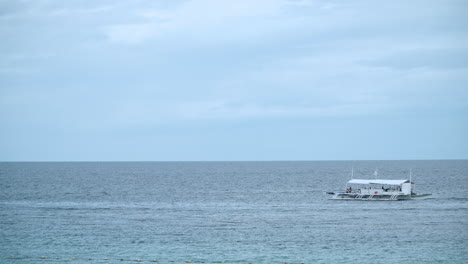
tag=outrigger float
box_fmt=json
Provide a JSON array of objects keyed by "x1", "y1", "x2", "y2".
[{"x1": 326, "y1": 175, "x2": 432, "y2": 200}]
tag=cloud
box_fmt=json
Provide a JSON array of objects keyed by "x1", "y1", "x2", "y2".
[
  {"x1": 0, "y1": 0, "x2": 119, "y2": 19},
  {"x1": 101, "y1": 0, "x2": 297, "y2": 45},
  {"x1": 170, "y1": 100, "x2": 391, "y2": 120},
  {"x1": 139, "y1": 9, "x2": 173, "y2": 20},
  {"x1": 104, "y1": 23, "x2": 159, "y2": 44},
  {"x1": 103, "y1": 97, "x2": 392, "y2": 127},
  {"x1": 2, "y1": 0, "x2": 467, "y2": 118},
  {"x1": 363, "y1": 48, "x2": 468, "y2": 70}
]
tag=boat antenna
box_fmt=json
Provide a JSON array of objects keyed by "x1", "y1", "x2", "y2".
[
  {"x1": 351, "y1": 166, "x2": 354, "y2": 179},
  {"x1": 374, "y1": 168, "x2": 378, "y2": 179}
]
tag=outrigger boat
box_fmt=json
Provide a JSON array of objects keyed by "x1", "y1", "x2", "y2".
[{"x1": 326, "y1": 175, "x2": 432, "y2": 200}]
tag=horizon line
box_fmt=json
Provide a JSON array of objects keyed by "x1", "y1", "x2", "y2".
[{"x1": 1, "y1": 159, "x2": 467, "y2": 163}]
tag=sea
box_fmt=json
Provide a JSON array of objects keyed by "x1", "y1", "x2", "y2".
[{"x1": 0, "y1": 160, "x2": 467, "y2": 264}]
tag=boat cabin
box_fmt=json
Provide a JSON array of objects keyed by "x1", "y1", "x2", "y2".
[{"x1": 347, "y1": 179, "x2": 412, "y2": 195}]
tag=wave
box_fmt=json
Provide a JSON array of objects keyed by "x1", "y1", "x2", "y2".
[{"x1": 438, "y1": 197, "x2": 468, "y2": 201}]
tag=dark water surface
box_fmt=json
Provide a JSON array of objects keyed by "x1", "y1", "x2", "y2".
[{"x1": 0, "y1": 161, "x2": 467, "y2": 263}]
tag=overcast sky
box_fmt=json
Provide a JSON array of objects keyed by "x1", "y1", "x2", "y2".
[{"x1": 1, "y1": 0, "x2": 467, "y2": 161}]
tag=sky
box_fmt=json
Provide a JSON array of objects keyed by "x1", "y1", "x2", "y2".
[{"x1": 0, "y1": 0, "x2": 467, "y2": 161}]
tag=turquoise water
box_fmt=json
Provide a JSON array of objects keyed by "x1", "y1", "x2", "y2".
[{"x1": 0, "y1": 161, "x2": 467, "y2": 263}]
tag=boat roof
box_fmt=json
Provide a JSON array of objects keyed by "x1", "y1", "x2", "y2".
[{"x1": 348, "y1": 179, "x2": 410, "y2": 185}]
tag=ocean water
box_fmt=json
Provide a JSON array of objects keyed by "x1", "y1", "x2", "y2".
[{"x1": 0, "y1": 160, "x2": 467, "y2": 264}]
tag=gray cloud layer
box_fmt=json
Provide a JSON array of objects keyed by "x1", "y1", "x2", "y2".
[{"x1": 1, "y1": 0, "x2": 467, "y2": 160}]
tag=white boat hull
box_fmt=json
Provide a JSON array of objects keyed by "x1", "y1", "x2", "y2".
[{"x1": 329, "y1": 193, "x2": 432, "y2": 201}]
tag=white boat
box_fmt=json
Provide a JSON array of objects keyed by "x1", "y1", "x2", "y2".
[{"x1": 326, "y1": 178, "x2": 432, "y2": 200}]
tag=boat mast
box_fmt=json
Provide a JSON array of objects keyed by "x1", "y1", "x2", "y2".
[{"x1": 410, "y1": 168, "x2": 412, "y2": 197}]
